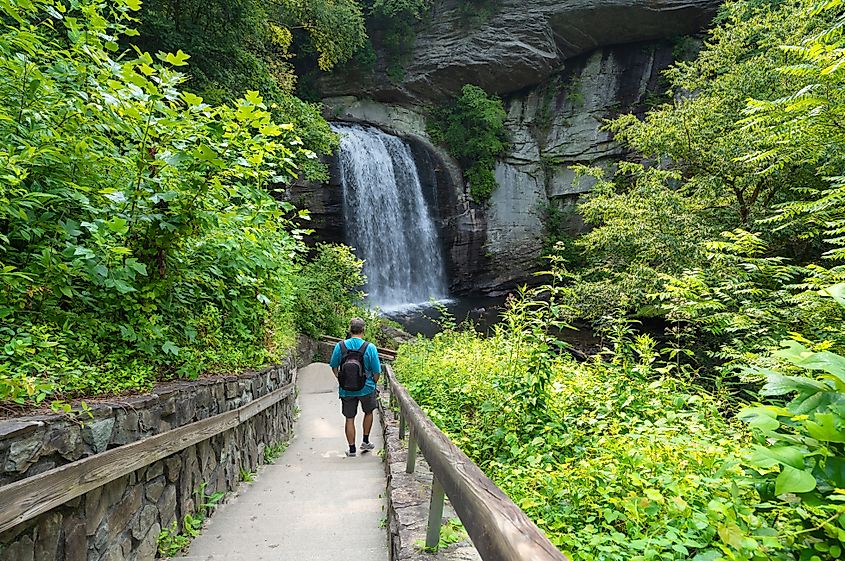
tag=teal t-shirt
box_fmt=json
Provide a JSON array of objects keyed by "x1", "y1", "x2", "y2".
[{"x1": 330, "y1": 338, "x2": 381, "y2": 397}]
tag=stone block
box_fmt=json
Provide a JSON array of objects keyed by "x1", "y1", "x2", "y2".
[
  {"x1": 159, "y1": 395, "x2": 177, "y2": 418},
  {"x1": 5, "y1": 437, "x2": 43, "y2": 473},
  {"x1": 45, "y1": 423, "x2": 83, "y2": 461},
  {"x1": 176, "y1": 397, "x2": 196, "y2": 426},
  {"x1": 63, "y1": 515, "x2": 87, "y2": 561},
  {"x1": 111, "y1": 410, "x2": 141, "y2": 446},
  {"x1": 0, "y1": 420, "x2": 42, "y2": 442},
  {"x1": 225, "y1": 380, "x2": 240, "y2": 399},
  {"x1": 145, "y1": 461, "x2": 164, "y2": 482},
  {"x1": 0, "y1": 534, "x2": 34, "y2": 561},
  {"x1": 86, "y1": 476, "x2": 128, "y2": 535},
  {"x1": 164, "y1": 457, "x2": 181, "y2": 483},
  {"x1": 157, "y1": 485, "x2": 177, "y2": 528},
  {"x1": 130, "y1": 505, "x2": 157, "y2": 541},
  {"x1": 34, "y1": 512, "x2": 62, "y2": 560},
  {"x1": 138, "y1": 407, "x2": 160, "y2": 434},
  {"x1": 81, "y1": 418, "x2": 115, "y2": 454},
  {"x1": 132, "y1": 522, "x2": 160, "y2": 561},
  {"x1": 98, "y1": 533, "x2": 130, "y2": 561},
  {"x1": 105, "y1": 486, "x2": 142, "y2": 544},
  {"x1": 146, "y1": 475, "x2": 167, "y2": 503},
  {"x1": 26, "y1": 459, "x2": 57, "y2": 477}
]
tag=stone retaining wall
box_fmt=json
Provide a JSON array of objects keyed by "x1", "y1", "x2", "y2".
[
  {"x1": 379, "y1": 396, "x2": 480, "y2": 561},
  {"x1": 0, "y1": 336, "x2": 318, "y2": 561}
]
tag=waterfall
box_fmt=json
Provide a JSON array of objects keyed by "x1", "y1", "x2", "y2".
[{"x1": 333, "y1": 123, "x2": 448, "y2": 311}]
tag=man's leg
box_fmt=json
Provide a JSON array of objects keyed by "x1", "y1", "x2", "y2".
[
  {"x1": 341, "y1": 397, "x2": 359, "y2": 456},
  {"x1": 345, "y1": 416, "x2": 356, "y2": 445},
  {"x1": 360, "y1": 391, "x2": 377, "y2": 451}
]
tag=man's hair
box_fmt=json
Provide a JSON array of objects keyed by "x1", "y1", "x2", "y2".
[{"x1": 349, "y1": 317, "x2": 366, "y2": 335}]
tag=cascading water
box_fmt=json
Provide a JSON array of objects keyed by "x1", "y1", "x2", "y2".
[{"x1": 333, "y1": 123, "x2": 448, "y2": 311}]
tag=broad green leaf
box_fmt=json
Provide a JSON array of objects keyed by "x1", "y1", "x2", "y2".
[
  {"x1": 163, "y1": 49, "x2": 190, "y2": 66},
  {"x1": 775, "y1": 466, "x2": 816, "y2": 495},
  {"x1": 822, "y1": 283, "x2": 845, "y2": 307},
  {"x1": 739, "y1": 406, "x2": 781, "y2": 431},
  {"x1": 750, "y1": 445, "x2": 806, "y2": 470},
  {"x1": 761, "y1": 372, "x2": 829, "y2": 397},
  {"x1": 775, "y1": 340, "x2": 845, "y2": 384},
  {"x1": 804, "y1": 413, "x2": 845, "y2": 443},
  {"x1": 182, "y1": 92, "x2": 204, "y2": 107}
]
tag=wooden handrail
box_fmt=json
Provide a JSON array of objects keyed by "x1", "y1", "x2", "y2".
[
  {"x1": 321, "y1": 335, "x2": 398, "y2": 361},
  {"x1": 0, "y1": 377, "x2": 296, "y2": 534},
  {"x1": 387, "y1": 364, "x2": 569, "y2": 561}
]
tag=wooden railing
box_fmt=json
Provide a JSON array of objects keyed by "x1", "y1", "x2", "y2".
[
  {"x1": 0, "y1": 377, "x2": 296, "y2": 534},
  {"x1": 321, "y1": 335, "x2": 398, "y2": 362},
  {"x1": 323, "y1": 336, "x2": 568, "y2": 561}
]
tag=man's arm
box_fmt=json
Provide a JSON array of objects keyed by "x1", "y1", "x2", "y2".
[
  {"x1": 368, "y1": 344, "x2": 382, "y2": 384},
  {"x1": 329, "y1": 343, "x2": 342, "y2": 379}
]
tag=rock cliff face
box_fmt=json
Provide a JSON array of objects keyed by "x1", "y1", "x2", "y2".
[
  {"x1": 293, "y1": 0, "x2": 718, "y2": 294},
  {"x1": 320, "y1": 0, "x2": 715, "y2": 104}
]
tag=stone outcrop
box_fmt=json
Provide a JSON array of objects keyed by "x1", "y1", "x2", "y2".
[
  {"x1": 320, "y1": 0, "x2": 718, "y2": 104},
  {"x1": 294, "y1": 0, "x2": 718, "y2": 293}
]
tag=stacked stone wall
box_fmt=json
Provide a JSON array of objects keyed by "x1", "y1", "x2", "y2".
[{"x1": 0, "y1": 336, "x2": 318, "y2": 561}]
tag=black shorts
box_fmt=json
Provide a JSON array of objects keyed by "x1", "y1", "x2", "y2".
[{"x1": 341, "y1": 391, "x2": 378, "y2": 418}]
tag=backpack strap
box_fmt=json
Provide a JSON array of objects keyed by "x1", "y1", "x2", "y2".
[
  {"x1": 339, "y1": 340, "x2": 348, "y2": 357},
  {"x1": 359, "y1": 341, "x2": 369, "y2": 371}
]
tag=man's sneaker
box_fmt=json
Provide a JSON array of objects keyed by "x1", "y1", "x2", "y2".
[
  {"x1": 345, "y1": 449, "x2": 357, "y2": 457},
  {"x1": 360, "y1": 442, "x2": 375, "y2": 452}
]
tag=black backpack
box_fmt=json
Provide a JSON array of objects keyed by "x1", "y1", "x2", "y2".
[{"x1": 338, "y1": 340, "x2": 369, "y2": 392}]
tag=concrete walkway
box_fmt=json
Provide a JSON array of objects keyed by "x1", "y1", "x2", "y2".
[{"x1": 172, "y1": 363, "x2": 389, "y2": 561}]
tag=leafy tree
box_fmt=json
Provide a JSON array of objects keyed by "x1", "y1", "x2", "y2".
[
  {"x1": 134, "y1": 0, "x2": 367, "y2": 179},
  {"x1": 558, "y1": 0, "x2": 844, "y2": 362},
  {"x1": 0, "y1": 0, "x2": 359, "y2": 405},
  {"x1": 741, "y1": 0, "x2": 845, "y2": 265}
]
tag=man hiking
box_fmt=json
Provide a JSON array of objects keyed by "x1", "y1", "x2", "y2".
[{"x1": 330, "y1": 317, "x2": 382, "y2": 457}]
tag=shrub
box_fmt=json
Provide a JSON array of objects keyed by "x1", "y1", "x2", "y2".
[
  {"x1": 394, "y1": 316, "x2": 779, "y2": 560},
  {"x1": 428, "y1": 84, "x2": 509, "y2": 203},
  {"x1": 0, "y1": 0, "x2": 355, "y2": 406}
]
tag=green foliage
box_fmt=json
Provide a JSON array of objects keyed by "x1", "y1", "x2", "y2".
[
  {"x1": 456, "y1": 0, "x2": 500, "y2": 27},
  {"x1": 157, "y1": 520, "x2": 192, "y2": 557},
  {"x1": 656, "y1": 231, "x2": 845, "y2": 374},
  {"x1": 394, "y1": 292, "x2": 787, "y2": 561},
  {"x1": 278, "y1": 0, "x2": 367, "y2": 71},
  {"x1": 239, "y1": 468, "x2": 257, "y2": 483},
  {"x1": 0, "y1": 0, "x2": 357, "y2": 406},
  {"x1": 293, "y1": 244, "x2": 365, "y2": 338},
  {"x1": 559, "y1": 0, "x2": 845, "y2": 373},
  {"x1": 740, "y1": 287, "x2": 845, "y2": 557},
  {"x1": 360, "y1": 0, "x2": 432, "y2": 84},
  {"x1": 263, "y1": 441, "x2": 289, "y2": 464},
  {"x1": 428, "y1": 85, "x2": 509, "y2": 203},
  {"x1": 415, "y1": 519, "x2": 467, "y2": 552},
  {"x1": 135, "y1": 0, "x2": 347, "y2": 180},
  {"x1": 370, "y1": 0, "x2": 432, "y2": 19},
  {"x1": 156, "y1": 482, "x2": 224, "y2": 556},
  {"x1": 740, "y1": 0, "x2": 845, "y2": 264}
]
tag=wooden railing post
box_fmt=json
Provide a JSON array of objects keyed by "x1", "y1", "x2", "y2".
[
  {"x1": 398, "y1": 410, "x2": 406, "y2": 440},
  {"x1": 425, "y1": 476, "x2": 446, "y2": 550},
  {"x1": 406, "y1": 426, "x2": 418, "y2": 473}
]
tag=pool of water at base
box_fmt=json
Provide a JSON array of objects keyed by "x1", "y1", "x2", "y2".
[{"x1": 381, "y1": 295, "x2": 602, "y2": 355}]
